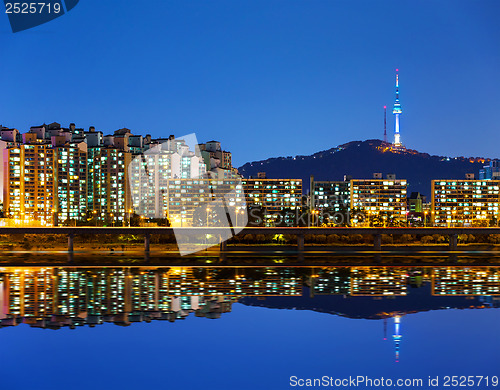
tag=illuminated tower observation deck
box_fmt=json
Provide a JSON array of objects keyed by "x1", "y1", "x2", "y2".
[{"x1": 393, "y1": 69, "x2": 403, "y2": 147}]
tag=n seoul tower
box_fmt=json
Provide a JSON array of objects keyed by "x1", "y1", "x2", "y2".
[{"x1": 393, "y1": 69, "x2": 403, "y2": 147}]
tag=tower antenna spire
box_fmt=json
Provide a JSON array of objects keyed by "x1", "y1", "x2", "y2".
[
  {"x1": 393, "y1": 69, "x2": 403, "y2": 147},
  {"x1": 383, "y1": 106, "x2": 387, "y2": 143}
]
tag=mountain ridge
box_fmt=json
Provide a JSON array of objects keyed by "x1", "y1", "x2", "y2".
[
  {"x1": 238, "y1": 139, "x2": 493, "y2": 196},
  {"x1": 239, "y1": 285, "x2": 495, "y2": 320}
]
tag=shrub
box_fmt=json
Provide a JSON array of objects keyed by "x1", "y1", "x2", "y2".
[
  {"x1": 315, "y1": 234, "x2": 327, "y2": 244},
  {"x1": 432, "y1": 234, "x2": 442, "y2": 242},
  {"x1": 436, "y1": 235, "x2": 447, "y2": 244},
  {"x1": 458, "y1": 234, "x2": 469, "y2": 243},
  {"x1": 381, "y1": 234, "x2": 393, "y2": 244},
  {"x1": 399, "y1": 234, "x2": 414, "y2": 244},
  {"x1": 327, "y1": 234, "x2": 340, "y2": 244},
  {"x1": 243, "y1": 234, "x2": 254, "y2": 243},
  {"x1": 488, "y1": 234, "x2": 500, "y2": 244},
  {"x1": 350, "y1": 234, "x2": 364, "y2": 244},
  {"x1": 420, "y1": 235, "x2": 434, "y2": 244},
  {"x1": 255, "y1": 234, "x2": 266, "y2": 243}
]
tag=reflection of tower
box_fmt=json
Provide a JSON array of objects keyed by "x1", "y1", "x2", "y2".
[
  {"x1": 393, "y1": 315, "x2": 402, "y2": 362},
  {"x1": 383, "y1": 318, "x2": 387, "y2": 340},
  {"x1": 393, "y1": 69, "x2": 403, "y2": 147}
]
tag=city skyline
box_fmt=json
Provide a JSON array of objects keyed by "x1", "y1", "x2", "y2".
[
  {"x1": 1, "y1": 1, "x2": 499, "y2": 167},
  {"x1": 2, "y1": 2, "x2": 500, "y2": 389},
  {"x1": 2, "y1": 120, "x2": 500, "y2": 228}
]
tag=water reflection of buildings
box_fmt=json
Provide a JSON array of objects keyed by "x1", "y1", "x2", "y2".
[
  {"x1": 310, "y1": 267, "x2": 427, "y2": 297},
  {"x1": 1, "y1": 266, "x2": 499, "y2": 332},
  {"x1": 309, "y1": 266, "x2": 500, "y2": 298},
  {"x1": 432, "y1": 267, "x2": 500, "y2": 296},
  {"x1": 309, "y1": 268, "x2": 351, "y2": 296},
  {"x1": 0, "y1": 267, "x2": 301, "y2": 329},
  {"x1": 351, "y1": 268, "x2": 408, "y2": 296}
]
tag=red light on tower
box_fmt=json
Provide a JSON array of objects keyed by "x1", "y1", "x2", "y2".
[
  {"x1": 384, "y1": 105, "x2": 386, "y2": 109},
  {"x1": 396, "y1": 68, "x2": 399, "y2": 72}
]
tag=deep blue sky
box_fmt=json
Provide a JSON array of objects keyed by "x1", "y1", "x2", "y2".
[
  {"x1": 2, "y1": 305, "x2": 500, "y2": 390},
  {"x1": 0, "y1": 0, "x2": 499, "y2": 166}
]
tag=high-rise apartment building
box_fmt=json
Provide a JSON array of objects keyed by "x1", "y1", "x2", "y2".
[
  {"x1": 4, "y1": 143, "x2": 55, "y2": 225},
  {"x1": 310, "y1": 177, "x2": 350, "y2": 225},
  {"x1": 3, "y1": 131, "x2": 87, "y2": 226},
  {"x1": 87, "y1": 146, "x2": 131, "y2": 224},
  {"x1": 350, "y1": 177, "x2": 407, "y2": 225},
  {"x1": 166, "y1": 178, "x2": 245, "y2": 226},
  {"x1": 242, "y1": 178, "x2": 302, "y2": 226},
  {"x1": 199, "y1": 140, "x2": 232, "y2": 170},
  {"x1": 129, "y1": 137, "x2": 208, "y2": 219},
  {"x1": 54, "y1": 138, "x2": 88, "y2": 224},
  {"x1": 431, "y1": 180, "x2": 500, "y2": 227}
]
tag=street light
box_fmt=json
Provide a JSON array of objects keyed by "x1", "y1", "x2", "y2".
[
  {"x1": 311, "y1": 209, "x2": 320, "y2": 227},
  {"x1": 235, "y1": 209, "x2": 240, "y2": 227},
  {"x1": 424, "y1": 211, "x2": 428, "y2": 227}
]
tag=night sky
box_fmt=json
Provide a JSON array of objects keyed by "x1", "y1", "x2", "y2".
[{"x1": 0, "y1": 1, "x2": 499, "y2": 165}]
